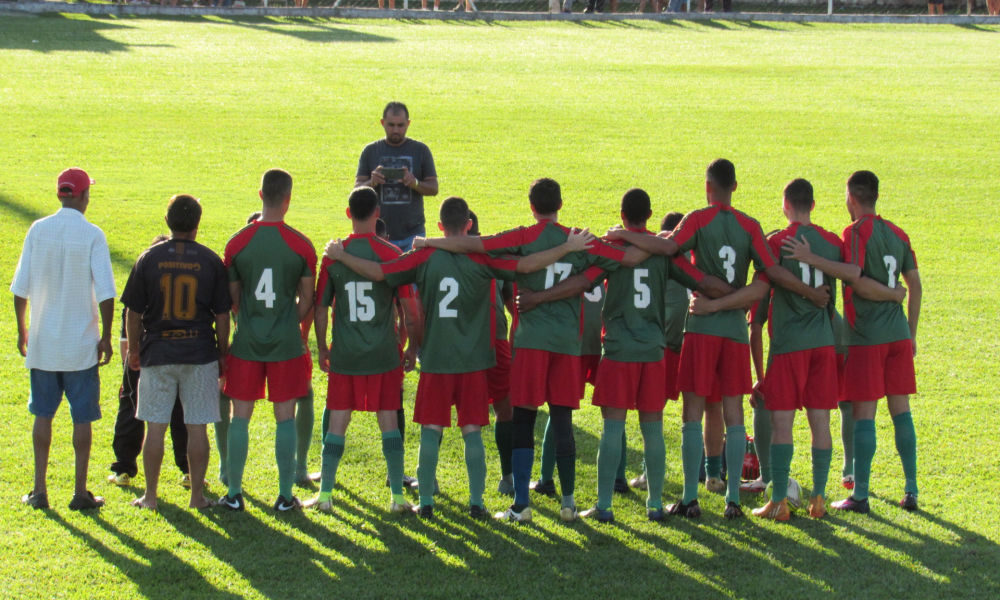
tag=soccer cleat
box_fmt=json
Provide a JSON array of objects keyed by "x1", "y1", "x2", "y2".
[
  {"x1": 613, "y1": 478, "x2": 629, "y2": 494},
  {"x1": 390, "y1": 499, "x2": 415, "y2": 514},
  {"x1": 752, "y1": 499, "x2": 790, "y2": 521},
  {"x1": 412, "y1": 504, "x2": 434, "y2": 519},
  {"x1": 308, "y1": 471, "x2": 322, "y2": 483},
  {"x1": 899, "y1": 492, "x2": 918, "y2": 512},
  {"x1": 303, "y1": 496, "x2": 334, "y2": 513},
  {"x1": 469, "y1": 505, "x2": 489, "y2": 520},
  {"x1": 629, "y1": 474, "x2": 648, "y2": 491},
  {"x1": 407, "y1": 477, "x2": 439, "y2": 495},
  {"x1": 529, "y1": 479, "x2": 556, "y2": 495},
  {"x1": 108, "y1": 473, "x2": 131, "y2": 487},
  {"x1": 740, "y1": 477, "x2": 767, "y2": 493},
  {"x1": 808, "y1": 495, "x2": 827, "y2": 519},
  {"x1": 273, "y1": 495, "x2": 302, "y2": 512},
  {"x1": 497, "y1": 478, "x2": 514, "y2": 496},
  {"x1": 705, "y1": 477, "x2": 726, "y2": 494},
  {"x1": 68, "y1": 491, "x2": 105, "y2": 511},
  {"x1": 295, "y1": 471, "x2": 313, "y2": 486},
  {"x1": 391, "y1": 474, "x2": 419, "y2": 488},
  {"x1": 832, "y1": 495, "x2": 870, "y2": 514},
  {"x1": 842, "y1": 474, "x2": 855, "y2": 490},
  {"x1": 559, "y1": 505, "x2": 579, "y2": 522},
  {"x1": 217, "y1": 493, "x2": 245, "y2": 511},
  {"x1": 647, "y1": 508, "x2": 666, "y2": 522},
  {"x1": 785, "y1": 478, "x2": 803, "y2": 510},
  {"x1": 494, "y1": 506, "x2": 532, "y2": 523},
  {"x1": 666, "y1": 499, "x2": 701, "y2": 518},
  {"x1": 21, "y1": 491, "x2": 49, "y2": 510},
  {"x1": 724, "y1": 501, "x2": 745, "y2": 519},
  {"x1": 580, "y1": 506, "x2": 614, "y2": 523}
]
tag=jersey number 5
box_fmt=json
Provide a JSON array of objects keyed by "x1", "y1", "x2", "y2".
[
  {"x1": 160, "y1": 274, "x2": 198, "y2": 321},
  {"x1": 634, "y1": 269, "x2": 650, "y2": 309}
]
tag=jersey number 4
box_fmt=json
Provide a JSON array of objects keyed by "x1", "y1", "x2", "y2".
[{"x1": 255, "y1": 268, "x2": 277, "y2": 308}]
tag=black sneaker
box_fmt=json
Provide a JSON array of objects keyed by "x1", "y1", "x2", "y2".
[
  {"x1": 899, "y1": 492, "x2": 918, "y2": 512},
  {"x1": 724, "y1": 501, "x2": 745, "y2": 519},
  {"x1": 217, "y1": 493, "x2": 245, "y2": 511},
  {"x1": 580, "y1": 505, "x2": 615, "y2": 523},
  {"x1": 613, "y1": 478, "x2": 629, "y2": 494},
  {"x1": 469, "y1": 505, "x2": 488, "y2": 520},
  {"x1": 412, "y1": 504, "x2": 434, "y2": 518},
  {"x1": 647, "y1": 508, "x2": 666, "y2": 522},
  {"x1": 529, "y1": 479, "x2": 556, "y2": 495},
  {"x1": 273, "y1": 495, "x2": 302, "y2": 512},
  {"x1": 832, "y1": 495, "x2": 871, "y2": 514},
  {"x1": 666, "y1": 499, "x2": 701, "y2": 518}
]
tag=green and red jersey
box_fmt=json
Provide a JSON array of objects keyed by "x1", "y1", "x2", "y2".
[
  {"x1": 762, "y1": 223, "x2": 843, "y2": 356},
  {"x1": 481, "y1": 220, "x2": 625, "y2": 355},
  {"x1": 224, "y1": 221, "x2": 316, "y2": 362},
  {"x1": 581, "y1": 280, "x2": 605, "y2": 357},
  {"x1": 496, "y1": 281, "x2": 514, "y2": 342},
  {"x1": 663, "y1": 252, "x2": 696, "y2": 355},
  {"x1": 316, "y1": 233, "x2": 409, "y2": 376},
  {"x1": 601, "y1": 228, "x2": 705, "y2": 363},
  {"x1": 842, "y1": 215, "x2": 916, "y2": 346},
  {"x1": 668, "y1": 204, "x2": 777, "y2": 344},
  {"x1": 382, "y1": 248, "x2": 518, "y2": 374}
]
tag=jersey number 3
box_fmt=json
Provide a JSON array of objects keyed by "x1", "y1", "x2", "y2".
[{"x1": 719, "y1": 246, "x2": 736, "y2": 283}]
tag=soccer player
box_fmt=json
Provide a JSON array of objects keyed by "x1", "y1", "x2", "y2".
[
  {"x1": 608, "y1": 159, "x2": 830, "y2": 519},
  {"x1": 326, "y1": 196, "x2": 593, "y2": 518},
  {"x1": 519, "y1": 189, "x2": 732, "y2": 522},
  {"x1": 120, "y1": 195, "x2": 231, "y2": 510},
  {"x1": 305, "y1": 187, "x2": 421, "y2": 515},
  {"x1": 218, "y1": 169, "x2": 316, "y2": 512},
  {"x1": 783, "y1": 170, "x2": 922, "y2": 513},
  {"x1": 414, "y1": 178, "x2": 637, "y2": 523}
]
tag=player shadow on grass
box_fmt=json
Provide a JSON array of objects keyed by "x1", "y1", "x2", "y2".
[
  {"x1": 0, "y1": 14, "x2": 164, "y2": 54},
  {"x1": 212, "y1": 17, "x2": 398, "y2": 43},
  {"x1": 48, "y1": 512, "x2": 244, "y2": 600}
]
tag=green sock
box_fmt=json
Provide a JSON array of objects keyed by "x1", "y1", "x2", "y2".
[
  {"x1": 539, "y1": 415, "x2": 555, "y2": 482},
  {"x1": 275, "y1": 418, "x2": 297, "y2": 500},
  {"x1": 839, "y1": 401, "x2": 855, "y2": 478},
  {"x1": 681, "y1": 422, "x2": 703, "y2": 504},
  {"x1": 640, "y1": 421, "x2": 665, "y2": 510},
  {"x1": 596, "y1": 420, "x2": 626, "y2": 510},
  {"x1": 725, "y1": 425, "x2": 746, "y2": 504},
  {"x1": 616, "y1": 427, "x2": 628, "y2": 482},
  {"x1": 216, "y1": 393, "x2": 231, "y2": 480},
  {"x1": 705, "y1": 454, "x2": 723, "y2": 480},
  {"x1": 417, "y1": 428, "x2": 441, "y2": 507},
  {"x1": 226, "y1": 416, "x2": 250, "y2": 497},
  {"x1": 753, "y1": 404, "x2": 772, "y2": 483},
  {"x1": 494, "y1": 420, "x2": 513, "y2": 478},
  {"x1": 320, "y1": 432, "x2": 345, "y2": 494},
  {"x1": 811, "y1": 447, "x2": 832, "y2": 499},
  {"x1": 295, "y1": 389, "x2": 314, "y2": 475},
  {"x1": 463, "y1": 431, "x2": 487, "y2": 508},
  {"x1": 853, "y1": 419, "x2": 877, "y2": 500},
  {"x1": 382, "y1": 429, "x2": 405, "y2": 501},
  {"x1": 770, "y1": 443, "x2": 794, "y2": 502},
  {"x1": 556, "y1": 454, "x2": 576, "y2": 507},
  {"x1": 892, "y1": 412, "x2": 919, "y2": 496}
]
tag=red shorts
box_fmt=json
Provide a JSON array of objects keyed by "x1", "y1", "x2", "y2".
[
  {"x1": 836, "y1": 352, "x2": 846, "y2": 402},
  {"x1": 593, "y1": 356, "x2": 667, "y2": 412},
  {"x1": 843, "y1": 340, "x2": 917, "y2": 402},
  {"x1": 676, "y1": 333, "x2": 752, "y2": 398},
  {"x1": 326, "y1": 367, "x2": 404, "y2": 412},
  {"x1": 663, "y1": 349, "x2": 681, "y2": 401},
  {"x1": 510, "y1": 348, "x2": 582, "y2": 409},
  {"x1": 581, "y1": 354, "x2": 601, "y2": 389},
  {"x1": 487, "y1": 340, "x2": 512, "y2": 404},
  {"x1": 763, "y1": 346, "x2": 839, "y2": 411},
  {"x1": 224, "y1": 353, "x2": 311, "y2": 403},
  {"x1": 414, "y1": 370, "x2": 490, "y2": 428}
]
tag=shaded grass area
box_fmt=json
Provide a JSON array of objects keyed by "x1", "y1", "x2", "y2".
[{"x1": 0, "y1": 16, "x2": 999, "y2": 600}]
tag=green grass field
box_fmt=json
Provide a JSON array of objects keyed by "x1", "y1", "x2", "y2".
[{"x1": 1, "y1": 14, "x2": 999, "y2": 600}]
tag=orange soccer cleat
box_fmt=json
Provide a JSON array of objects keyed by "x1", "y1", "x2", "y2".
[
  {"x1": 808, "y1": 495, "x2": 827, "y2": 519},
  {"x1": 752, "y1": 498, "x2": 790, "y2": 521}
]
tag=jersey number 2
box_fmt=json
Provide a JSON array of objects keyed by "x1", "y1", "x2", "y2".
[
  {"x1": 884, "y1": 256, "x2": 897, "y2": 289},
  {"x1": 439, "y1": 277, "x2": 459, "y2": 318}
]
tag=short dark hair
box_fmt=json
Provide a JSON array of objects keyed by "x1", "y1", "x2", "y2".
[
  {"x1": 261, "y1": 169, "x2": 293, "y2": 207},
  {"x1": 439, "y1": 196, "x2": 470, "y2": 233},
  {"x1": 529, "y1": 178, "x2": 562, "y2": 215},
  {"x1": 847, "y1": 170, "x2": 879, "y2": 206},
  {"x1": 349, "y1": 186, "x2": 379, "y2": 221},
  {"x1": 165, "y1": 195, "x2": 202, "y2": 233},
  {"x1": 468, "y1": 210, "x2": 480, "y2": 236},
  {"x1": 660, "y1": 211, "x2": 684, "y2": 232},
  {"x1": 375, "y1": 218, "x2": 387, "y2": 239},
  {"x1": 783, "y1": 178, "x2": 814, "y2": 212},
  {"x1": 706, "y1": 159, "x2": 737, "y2": 191},
  {"x1": 150, "y1": 234, "x2": 169, "y2": 247},
  {"x1": 246, "y1": 211, "x2": 261, "y2": 225},
  {"x1": 383, "y1": 101, "x2": 409, "y2": 120},
  {"x1": 621, "y1": 188, "x2": 651, "y2": 225}
]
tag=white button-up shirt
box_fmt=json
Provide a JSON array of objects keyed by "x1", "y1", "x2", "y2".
[{"x1": 11, "y1": 207, "x2": 117, "y2": 372}]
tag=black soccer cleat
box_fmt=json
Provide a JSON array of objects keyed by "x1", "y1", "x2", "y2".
[
  {"x1": 724, "y1": 501, "x2": 745, "y2": 520},
  {"x1": 613, "y1": 478, "x2": 629, "y2": 494},
  {"x1": 529, "y1": 479, "x2": 557, "y2": 495},
  {"x1": 899, "y1": 492, "x2": 918, "y2": 512},
  {"x1": 469, "y1": 505, "x2": 489, "y2": 520},
  {"x1": 666, "y1": 499, "x2": 701, "y2": 518},
  {"x1": 273, "y1": 495, "x2": 302, "y2": 512},
  {"x1": 217, "y1": 493, "x2": 245, "y2": 512},
  {"x1": 412, "y1": 504, "x2": 434, "y2": 519},
  {"x1": 832, "y1": 495, "x2": 871, "y2": 514},
  {"x1": 580, "y1": 505, "x2": 615, "y2": 523},
  {"x1": 647, "y1": 508, "x2": 666, "y2": 522}
]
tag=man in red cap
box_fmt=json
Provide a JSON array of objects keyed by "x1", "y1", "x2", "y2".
[{"x1": 12, "y1": 168, "x2": 117, "y2": 510}]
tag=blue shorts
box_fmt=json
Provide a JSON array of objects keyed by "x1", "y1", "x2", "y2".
[
  {"x1": 28, "y1": 366, "x2": 102, "y2": 424},
  {"x1": 389, "y1": 225, "x2": 426, "y2": 253}
]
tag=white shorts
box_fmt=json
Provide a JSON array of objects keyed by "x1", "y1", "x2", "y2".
[{"x1": 137, "y1": 362, "x2": 221, "y2": 425}]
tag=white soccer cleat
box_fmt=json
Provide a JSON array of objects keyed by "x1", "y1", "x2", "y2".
[
  {"x1": 705, "y1": 477, "x2": 726, "y2": 494},
  {"x1": 495, "y1": 506, "x2": 532, "y2": 523},
  {"x1": 629, "y1": 474, "x2": 648, "y2": 491},
  {"x1": 559, "y1": 505, "x2": 578, "y2": 522},
  {"x1": 740, "y1": 477, "x2": 767, "y2": 493},
  {"x1": 390, "y1": 500, "x2": 415, "y2": 514}
]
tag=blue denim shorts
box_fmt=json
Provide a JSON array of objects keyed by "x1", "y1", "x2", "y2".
[{"x1": 28, "y1": 366, "x2": 102, "y2": 424}]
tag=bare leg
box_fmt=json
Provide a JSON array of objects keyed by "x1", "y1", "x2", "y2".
[
  {"x1": 328, "y1": 409, "x2": 353, "y2": 436},
  {"x1": 187, "y1": 424, "x2": 211, "y2": 508},
  {"x1": 72, "y1": 423, "x2": 93, "y2": 497},
  {"x1": 134, "y1": 423, "x2": 168, "y2": 509},
  {"x1": 704, "y1": 402, "x2": 725, "y2": 456},
  {"x1": 32, "y1": 417, "x2": 53, "y2": 496},
  {"x1": 806, "y1": 409, "x2": 832, "y2": 449}
]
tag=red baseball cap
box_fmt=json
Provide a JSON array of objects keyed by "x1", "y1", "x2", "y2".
[{"x1": 57, "y1": 168, "x2": 95, "y2": 197}]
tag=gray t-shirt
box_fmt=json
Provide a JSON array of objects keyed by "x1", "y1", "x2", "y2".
[{"x1": 356, "y1": 138, "x2": 437, "y2": 241}]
